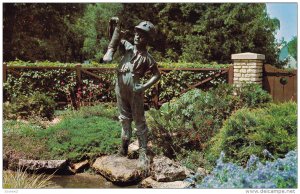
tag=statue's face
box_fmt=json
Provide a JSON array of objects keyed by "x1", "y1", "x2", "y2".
[{"x1": 134, "y1": 29, "x2": 148, "y2": 47}]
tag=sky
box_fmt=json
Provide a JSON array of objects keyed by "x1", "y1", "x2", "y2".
[{"x1": 266, "y1": 3, "x2": 297, "y2": 43}]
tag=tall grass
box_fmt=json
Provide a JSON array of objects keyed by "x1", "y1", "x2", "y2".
[{"x1": 3, "y1": 169, "x2": 58, "y2": 189}]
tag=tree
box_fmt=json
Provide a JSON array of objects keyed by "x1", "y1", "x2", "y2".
[
  {"x1": 3, "y1": 3, "x2": 85, "y2": 62},
  {"x1": 288, "y1": 36, "x2": 297, "y2": 59},
  {"x1": 72, "y1": 3, "x2": 123, "y2": 62},
  {"x1": 179, "y1": 3, "x2": 280, "y2": 64},
  {"x1": 118, "y1": 3, "x2": 165, "y2": 61},
  {"x1": 154, "y1": 3, "x2": 204, "y2": 61},
  {"x1": 4, "y1": 3, "x2": 282, "y2": 65}
]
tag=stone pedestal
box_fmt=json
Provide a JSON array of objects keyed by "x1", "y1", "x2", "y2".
[{"x1": 231, "y1": 52, "x2": 264, "y2": 87}]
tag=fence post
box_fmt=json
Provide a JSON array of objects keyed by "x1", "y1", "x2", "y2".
[
  {"x1": 76, "y1": 64, "x2": 82, "y2": 85},
  {"x1": 231, "y1": 52, "x2": 264, "y2": 87},
  {"x1": 75, "y1": 64, "x2": 82, "y2": 109},
  {"x1": 3, "y1": 62, "x2": 7, "y2": 82},
  {"x1": 227, "y1": 65, "x2": 234, "y2": 84},
  {"x1": 153, "y1": 83, "x2": 160, "y2": 109}
]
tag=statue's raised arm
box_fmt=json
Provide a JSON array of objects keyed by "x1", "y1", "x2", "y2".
[{"x1": 103, "y1": 17, "x2": 121, "y2": 63}]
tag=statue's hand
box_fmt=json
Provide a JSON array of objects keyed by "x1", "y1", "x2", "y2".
[
  {"x1": 103, "y1": 48, "x2": 114, "y2": 63},
  {"x1": 133, "y1": 83, "x2": 145, "y2": 93}
]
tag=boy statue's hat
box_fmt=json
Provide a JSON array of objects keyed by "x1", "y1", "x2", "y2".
[{"x1": 135, "y1": 21, "x2": 155, "y2": 37}]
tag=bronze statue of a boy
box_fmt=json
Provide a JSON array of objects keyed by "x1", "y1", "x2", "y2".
[{"x1": 103, "y1": 17, "x2": 161, "y2": 167}]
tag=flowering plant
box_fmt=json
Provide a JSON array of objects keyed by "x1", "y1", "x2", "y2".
[{"x1": 197, "y1": 150, "x2": 297, "y2": 188}]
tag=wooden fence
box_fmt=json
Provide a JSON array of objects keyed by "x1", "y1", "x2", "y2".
[
  {"x1": 4, "y1": 62, "x2": 297, "y2": 107},
  {"x1": 263, "y1": 64, "x2": 297, "y2": 102},
  {"x1": 3, "y1": 63, "x2": 234, "y2": 108}
]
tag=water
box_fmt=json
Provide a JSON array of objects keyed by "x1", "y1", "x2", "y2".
[{"x1": 50, "y1": 173, "x2": 138, "y2": 188}]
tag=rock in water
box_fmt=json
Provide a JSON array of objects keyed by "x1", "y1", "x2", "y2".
[
  {"x1": 92, "y1": 155, "x2": 146, "y2": 184},
  {"x1": 18, "y1": 159, "x2": 70, "y2": 174},
  {"x1": 151, "y1": 156, "x2": 192, "y2": 182},
  {"x1": 69, "y1": 160, "x2": 89, "y2": 173},
  {"x1": 140, "y1": 177, "x2": 191, "y2": 188}
]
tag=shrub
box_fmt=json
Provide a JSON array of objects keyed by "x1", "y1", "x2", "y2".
[
  {"x1": 4, "y1": 92, "x2": 55, "y2": 120},
  {"x1": 234, "y1": 83, "x2": 273, "y2": 108},
  {"x1": 3, "y1": 169, "x2": 58, "y2": 188},
  {"x1": 197, "y1": 150, "x2": 297, "y2": 188},
  {"x1": 145, "y1": 69, "x2": 228, "y2": 105},
  {"x1": 38, "y1": 115, "x2": 121, "y2": 161},
  {"x1": 5, "y1": 60, "x2": 230, "y2": 109},
  {"x1": 4, "y1": 67, "x2": 116, "y2": 107},
  {"x1": 3, "y1": 120, "x2": 51, "y2": 170},
  {"x1": 206, "y1": 102, "x2": 297, "y2": 167},
  {"x1": 4, "y1": 104, "x2": 121, "y2": 163},
  {"x1": 147, "y1": 83, "x2": 271, "y2": 158},
  {"x1": 6, "y1": 60, "x2": 229, "y2": 68},
  {"x1": 176, "y1": 150, "x2": 209, "y2": 172}
]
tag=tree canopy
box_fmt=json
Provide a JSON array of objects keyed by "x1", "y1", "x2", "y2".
[
  {"x1": 3, "y1": 3, "x2": 283, "y2": 65},
  {"x1": 288, "y1": 36, "x2": 297, "y2": 59}
]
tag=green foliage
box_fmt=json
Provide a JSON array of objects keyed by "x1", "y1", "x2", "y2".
[
  {"x1": 6, "y1": 60, "x2": 89, "y2": 67},
  {"x1": 7, "y1": 60, "x2": 229, "y2": 68},
  {"x1": 4, "y1": 3, "x2": 281, "y2": 65},
  {"x1": 41, "y1": 116, "x2": 121, "y2": 161},
  {"x1": 58, "y1": 102, "x2": 119, "y2": 121},
  {"x1": 3, "y1": 120, "x2": 51, "y2": 165},
  {"x1": 159, "y1": 62, "x2": 229, "y2": 68},
  {"x1": 145, "y1": 69, "x2": 228, "y2": 105},
  {"x1": 156, "y1": 3, "x2": 280, "y2": 65},
  {"x1": 287, "y1": 36, "x2": 297, "y2": 59},
  {"x1": 4, "y1": 92, "x2": 55, "y2": 120},
  {"x1": 147, "y1": 83, "x2": 271, "y2": 158},
  {"x1": 4, "y1": 62, "x2": 117, "y2": 106},
  {"x1": 75, "y1": 3, "x2": 123, "y2": 61},
  {"x1": 4, "y1": 67, "x2": 77, "y2": 103},
  {"x1": 176, "y1": 150, "x2": 209, "y2": 172},
  {"x1": 5, "y1": 61, "x2": 230, "y2": 108},
  {"x1": 233, "y1": 83, "x2": 273, "y2": 108},
  {"x1": 3, "y1": 104, "x2": 121, "y2": 162},
  {"x1": 3, "y1": 3, "x2": 85, "y2": 62},
  {"x1": 206, "y1": 102, "x2": 297, "y2": 167}
]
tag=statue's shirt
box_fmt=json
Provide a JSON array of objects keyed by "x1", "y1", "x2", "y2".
[{"x1": 118, "y1": 39, "x2": 157, "y2": 78}]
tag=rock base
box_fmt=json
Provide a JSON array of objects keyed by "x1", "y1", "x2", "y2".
[
  {"x1": 151, "y1": 156, "x2": 193, "y2": 182},
  {"x1": 18, "y1": 159, "x2": 73, "y2": 174},
  {"x1": 92, "y1": 155, "x2": 148, "y2": 184}
]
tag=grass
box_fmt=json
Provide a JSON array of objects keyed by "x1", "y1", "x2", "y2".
[
  {"x1": 3, "y1": 103, "x2": 121, "y2": 163},
  {"x1": 42, "y1": 115, "x2": 121, "y2": 161},
  {"x1": 3, "y1": 169, "x2": 58, "y2": 189},
  {"x1": 57, "y1": 102, "x2": 118, "y2": 121},
  {"x1": 3, "y1": 120, "x2": 51, "y2": 162}
]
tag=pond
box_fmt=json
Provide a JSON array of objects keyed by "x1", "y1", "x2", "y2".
[{"x1": 50, "y1": 173, "x2": 138, "y2": 189}]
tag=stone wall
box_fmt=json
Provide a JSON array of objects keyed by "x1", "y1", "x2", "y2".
[{"x1": 231, "y1": 52, "x2": 264, "y2": 87}]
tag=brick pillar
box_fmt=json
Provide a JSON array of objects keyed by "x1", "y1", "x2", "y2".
[{"x1": 231, "y1": 52, "x2": 264, "y2": 87}]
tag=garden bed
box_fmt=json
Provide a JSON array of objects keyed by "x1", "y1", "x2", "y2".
[{"x1": 3, "y1": 85, "x2": 297, "y2": 188}]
